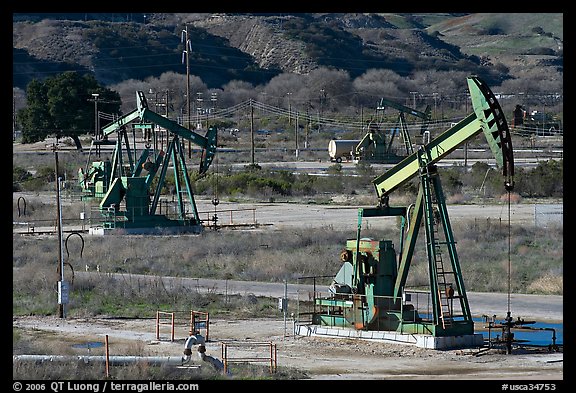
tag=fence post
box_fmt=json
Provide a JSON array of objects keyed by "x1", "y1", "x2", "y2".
[
  {"x1": 155, "y1": 311, "x2": 159, "y2": 340},
  {"x1": 171, "y1": 312, "x2": 175, "y2": 342},
  {"x1": 105, "y1": 335, "x2": 110, "y2": 378}
]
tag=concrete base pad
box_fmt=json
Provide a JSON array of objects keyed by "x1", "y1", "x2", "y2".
[
  {"x1": 295, "y1": 324, "x2": 484, "y2": 350},
  {"x1": 89, "y1": 225, "x2": 203, "y2": 235}
]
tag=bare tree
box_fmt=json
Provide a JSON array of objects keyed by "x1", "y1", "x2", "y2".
[
  {"x1": 305, "y1": 67, "x2": 353, "y2": 112},
  {"x1": 352, "y1": 68, "x2": 409, "y2": 105},
  {"x1": 220, "y1": 80, "x2": 259, "y2": 107}
]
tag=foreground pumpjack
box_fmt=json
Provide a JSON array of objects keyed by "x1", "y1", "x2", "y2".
[{"x1": 313, "y1": 76, "x2": 514, "y2": 338}]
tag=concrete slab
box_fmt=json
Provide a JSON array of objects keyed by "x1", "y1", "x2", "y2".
[{"x1": 295, "y1": 323, "x2": 484, "y2": 349}]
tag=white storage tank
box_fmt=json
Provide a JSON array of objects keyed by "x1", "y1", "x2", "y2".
[{"x1": 328, "y1": 140, "x2": 359, "y2": 162}]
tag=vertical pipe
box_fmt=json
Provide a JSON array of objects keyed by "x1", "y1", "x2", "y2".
[
  {"x1": 156, "y1": 311, "x2": 159, "y2": 340},
  {"x1": 188, "y1": 310, "x2": 194, "y2": 336},
  {"x1": 222, "y1": 344, "x2": 227, "y2": 374},
  {"x1": 295, "y1": 112, "x2": 299, "y2": 158},
  {"x1": 250, "y1": 102, "x2": 255, "y2": 165},
  {"x1": 274, "y1": 343, "x2": 277, "y2": 373},
  {"x1": 270, "y1": 343, "x2": 273, "y2": 373},
  {"x1": 171, "y1": 313, "x2": 175, "y2": 342},
  {"x1": 206, "y1": 313, "x2": 210, "y2": 341},
  {"x1": 105, "y1": 335, "x2": 110, "y2": 378},
  {"x1": 55, "y1": 150, "x2": 64, "y2": 319},
  {"x1": 283, "y1": 280, "x2": 287, "y2": 338}
]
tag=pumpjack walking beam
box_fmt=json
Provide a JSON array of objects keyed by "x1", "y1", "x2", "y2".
[{"x1": 373, "y1": 76, "x2": 514, "y2": 205}]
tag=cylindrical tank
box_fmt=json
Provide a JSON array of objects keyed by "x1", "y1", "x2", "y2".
[{"x1": 328, "y1": 140, "x2": 360, "y2": 162}]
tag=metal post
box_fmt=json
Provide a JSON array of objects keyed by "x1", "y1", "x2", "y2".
[
  {"x1": 13, "y1": 90, "x2": 16, "y2": 141},
  {"x1": 287, "y1": 92, "x2": 292, "y2": 125},
  {"x1": 270, "y1": 343, "x2": 274, "y2": 373},
  {"x1": 182, "y1": 26, "x2": 192, "y2": 158},
  {"x1": 105, "y1": 335, "x2": 110, "y2": 378},
  {"x1": 283, "y1": 279, "x2": 287, "y2": 338},
  {"x1": 55, "y1": 150, "x2": 65, "y2": 318},
  {"x1": 295, "y1": 112, "x2": 299, "y2": 158},
  {"x1": 91, "y1": 93, "x2": 99, "y2": 139},
  {"x1": 171, "y1": 312, "x2": 175, "y2": 342},
  {"x1": 250, "y1": 101, "x2": 255, "y2": 165},
  {"x1": 156, "y1": 311, "x2": 160, "y2": 340},
  {"x1": 410, "y1": 91, "x2": 418, "y2": 109}
]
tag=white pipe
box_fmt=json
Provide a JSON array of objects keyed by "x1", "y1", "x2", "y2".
[
  {"x1": 182, "y1": 333, "x2": 205, "y2": 363},
  {"x1": 182, "y1": 333, "x2": 224, "y2": 371},
  {"x1": 13, "y1": 355, "x2": 186, "y2": 366},
  {"x1": 15, "y1": 333, "x2": 224, "y2": 372}
]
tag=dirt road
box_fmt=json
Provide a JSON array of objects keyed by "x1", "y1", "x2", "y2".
[
  {"x1": 72, "y1": 271, "x2": 562, "y2": 323},
  {"x1": 193, "y1": 197, "x2": 550, "y2": 230}
]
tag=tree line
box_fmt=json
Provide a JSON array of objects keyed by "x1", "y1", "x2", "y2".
[{"x1": 15, "y1": 67, "x2": 563, "y2": 149}]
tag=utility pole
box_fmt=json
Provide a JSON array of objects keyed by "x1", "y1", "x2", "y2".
[
  {"x1": 196, "y1": 92, "x2": 204, "y2": 129},
  {"x1": 210, "y1": 92, "x2": 218, "y2": 129},
  {"x1": 287, "y1": 92, "x2": 292, "y2": 126},
  {"x1": 90, "y1": 93, "x2": 100, "y2": 139},
  {"x1": 87, "y1": 93, "x2": 118, "y2": 156},
  {"x1": 13, "y1": 90, "x2": 16, "y2": 141},
  {"x1": 250, "y1": 100, "x2": 255, "y2": 166},
  {"x1": 410, "y1": 91, "x2": 418, "y2": 109},
  {"x1": 306, "y1": 101, "x2": 311, "y2": 149},
  {"x1": 54, "y1": 148, "x2": 66, "y2": 318},
  {"x1": 182, "y1": 26, "x2": 192, "y2": 157},
  {"x1": 319, "y1": 89, "x2": 326, "y2": 133},
  {"x1": 294, "y1": 111, "x2": 299, "y2": 159}
]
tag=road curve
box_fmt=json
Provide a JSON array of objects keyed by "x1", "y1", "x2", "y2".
[{"x1": 76, "y1": 271, "x2": 563, "y2": 323}]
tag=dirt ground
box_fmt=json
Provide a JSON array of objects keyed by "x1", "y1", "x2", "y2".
[{"x1": 13, "y1": 313, "x2": 563, "y2": 381}]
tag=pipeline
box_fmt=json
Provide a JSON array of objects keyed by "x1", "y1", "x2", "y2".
[
  {"x1": 182, "y1": 332, "x2": 224, "y2": 372},
  {"x1": 13, "y1": 355, "x2": 187, "y2": 366},
  {"x1": 14, "y1": 353, "x2": 224, "y2": 371},
  {"x1": 14, "y1": 333, "x2": 225, "y2": 372}
]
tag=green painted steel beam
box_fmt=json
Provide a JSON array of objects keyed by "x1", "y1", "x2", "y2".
[
  {"x1": 377, "y1": 97, "x2": 431, "y2": 119},
  {"x1": 99, "y1": 177, "x2": 124, "y2": 209},
  {"x1": 150, "y1": 138, "x2": 175, "y2": 215},
  {"x1": 393, "y1": 186, "x2": 424, "y2": 300},
  {"x1": 315, "y1": 299, "x2": 354, "y2": 307},
  {"x1": 144, "y1": 152, "x2": 164, "y2": 189},
  {"x1": 132, "y1": 149, "x2": 150, "y2": 178},
  {"x1": 358, "y1": 206, "x2": 407, "y2": 218},
  {"x1": 372, "y1": 113, "x2": 480, "y2": 198},
  {"x1": 136, "y1": 104, "x2": 217, "y2": 174},
  {"x1": 372, "y1": 76, "x2": 514, "y2": 200},
  {"x1": 100, "y1": 109, "x2": 140, "y2": 137},
  {"x1": 140, "y1": 108, "x2": 208, "y2": 148}
]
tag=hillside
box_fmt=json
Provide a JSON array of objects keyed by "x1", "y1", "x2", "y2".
[
  {"x1": 427, "y1": 13, "x2": 563, "y2": 82},
  {"x1": 12, "y1": 13, "x2": 563, "y2": 91}
]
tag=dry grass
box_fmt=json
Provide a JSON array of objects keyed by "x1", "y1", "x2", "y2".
[{"x1": 527, "y1": 275, "x2": 563, "y2": 294}]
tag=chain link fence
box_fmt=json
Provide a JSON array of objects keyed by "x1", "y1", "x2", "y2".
[{"x1": 534, "y1": 204, "x2": 563, "y2": 228}]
